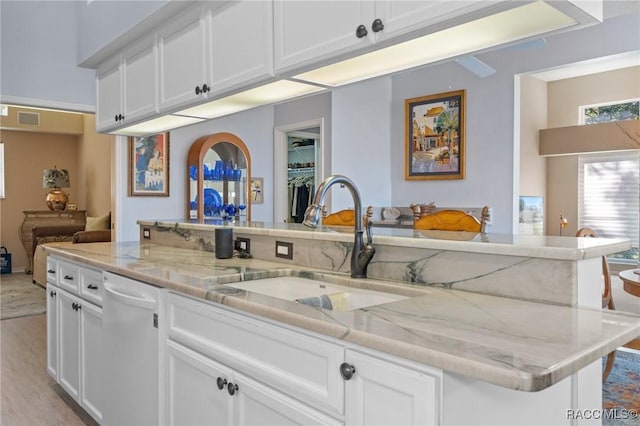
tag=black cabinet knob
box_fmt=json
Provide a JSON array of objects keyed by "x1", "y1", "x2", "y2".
[
  {"x1": 87, "y1": 284, "x2": 98, "y2": 290},
  {"x1": 50, "y1": 290, "x2": 56, "y2": 298},
  {"x1": 114, "y1": 114, "x2": 125, "y2": 122},
  {"x1": 340, "y1": 362, "x2": 356, "y2": 380},
  {"x1": 371, "y1": 18, "x2": 384, "y2": 33},
  {"x1": 227, "y1": 382, "x2": 238, "y2": 396},
  {"x1": 195, "y1": 86, "x2": 202, "y2": 95},
  {"x1": 64, "y1": 275, "x2": 73, "y2": 281},
  {"x1": 47, "y1": 269, "x2": 55, "y2": 274},
  {"x1": 355, "y1": 24, "x2": 368, "y2": 38},
  {"x1": 72, "y1": 302, "x2": 77, "y2": 310},
  {"x1": 202, "y1": 84, "x2": 210, "y2": 93},
  {"x1": 216, "y1": 377, "x2": 227, "y2": 390}
]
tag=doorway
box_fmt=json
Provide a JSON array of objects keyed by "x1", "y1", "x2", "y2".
[{"x1": 274, "y1": 119, "x2": 325, "y2": 223}]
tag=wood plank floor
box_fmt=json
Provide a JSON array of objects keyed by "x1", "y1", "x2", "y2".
[{"x1": 0, "y1": 313, "x2": 97, "y2": 426}]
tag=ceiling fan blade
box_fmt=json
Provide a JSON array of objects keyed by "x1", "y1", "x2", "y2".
[
  {"x1": 455, "y1": 56, "x2": 496, "y2": 78},
  {"x1": 507, "y1": 38, "x2": 547, "y2": 50}
]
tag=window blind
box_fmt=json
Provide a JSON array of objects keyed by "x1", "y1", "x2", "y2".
[{"x1": 578, "y1": 151, "x2": 639, "y2": 263}]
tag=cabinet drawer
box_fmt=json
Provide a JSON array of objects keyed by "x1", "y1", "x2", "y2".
[
  {"x1": 57, "y1": 260, "x2": 80, "y2": 293},
  {"x1": 167, "y1": 293, "x2": 345, "y2": 417},
  {"x1": 80, "y1": 268, "x2": 104, "y2": 307},
  {"x1": 46, "y1": 258, "x2": 58, "y2": 284}
]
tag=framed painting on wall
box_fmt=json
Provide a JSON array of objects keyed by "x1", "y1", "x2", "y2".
[
  {"x1": 251, "y1": 177, "x2": 263, "y2": 204},
  {"x1": 405, "y1": 89, "x2": 465, "y2": 180},
  {"x1": 128, "y1": 133, "x2": 170, "y2": 196},
  {"x1": 519, "y1": 196, "x2": 544, "y2": 235}
]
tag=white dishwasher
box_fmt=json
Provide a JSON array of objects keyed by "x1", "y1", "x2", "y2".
[{"x1": 102, "y1": 272, "x2": 167, "y2": 426}]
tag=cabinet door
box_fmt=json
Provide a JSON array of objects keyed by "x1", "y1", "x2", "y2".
[
  {"x1": 80, "y1": 301, "x2": 103, "y2": 423},
  {"x1": 208, "y1": 0, "x2": 274, "y2": 95},
  {"x1": 167, "y1": 340, "x2": 233, "y2": 426},
  {"x1": 58, "y1": 289, "x2": 81, "y2": 402},
  {"x1": 46, "y1": 284, "x2": 59, "y2": 380},
  {"x1": 122, "y1": 35, "x2": 158, "y2": 124},
  {"x1": 373, "y1": 0, "x2": 493, "y2": 43},
  {"x1": 273, "y1": 0, "x2": 374, "y2": 73},
  {"x1": 233, "y1": 371, "x2": 342, "y2": 426},
  {"x1": 96, "y1": 56, "x2": 122, "y2": 132},
  {"x1": 158, "y1": 4, "x2": 209, "y2": 111},
  {"x1": 344, "y1": 349, "x2": 441, "y2": 426}
]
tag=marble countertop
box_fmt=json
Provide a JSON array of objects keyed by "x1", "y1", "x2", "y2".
[
  {"x1": 45, "y1": 241, "x2": 640, "y2": 392},
  {"x1": 138, "y1": 219, "x2": 632, "y2": 260}
]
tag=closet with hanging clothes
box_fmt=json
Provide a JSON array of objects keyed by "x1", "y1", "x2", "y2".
[{"x1": 288, "y1": 173, "x2": 315, "y2": 223}]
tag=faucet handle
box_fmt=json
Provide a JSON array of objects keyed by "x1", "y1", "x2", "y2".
[{"x1": 364, "y1": 206, "x2": 374, "y2": 244}]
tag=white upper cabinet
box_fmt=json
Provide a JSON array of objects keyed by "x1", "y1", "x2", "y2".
[
  {"x1": 274, "y1": 0, "x2": 375, "y2": 73},
  {"x1": 122, "y1": 36, "x2": 158, "y2": 124},
  {"x1": 96, "y1": 35, "x2": 158, "y2": 133},
  {"x1": 273, "y1": 0, "x2": 504, "y2": 75},
  {"x1": 96, "y1": 56, "x2": 122, "y2": 132},
  {"x1": 158, "y1": 4, "x2": 210, "y2": 111},
  {"x1": 207, "y1": 0, "x2": 274, "y2": 96}
]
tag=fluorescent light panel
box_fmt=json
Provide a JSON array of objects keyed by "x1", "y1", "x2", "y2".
[
  {"x1": 294, "y1": 1, "x2": 576, "y2": 86},
  {"x1": 114, "y1": 114, "x2": 205, "y2": 136},
  {"x1": 175, "y1": 80, "x2": 324, "y2": 119}
]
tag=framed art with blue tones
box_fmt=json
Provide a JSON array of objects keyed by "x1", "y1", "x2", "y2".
[{"x1": 128, "y1": 133, "x2": 170, "y2": 196}]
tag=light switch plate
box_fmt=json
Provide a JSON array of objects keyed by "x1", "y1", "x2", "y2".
[
  {"x1": 143, "y1": 228, "x2": 151, "y2": 239},
  {"x1": 275, "y1": 241, "x2": 293, "y2": 259}
]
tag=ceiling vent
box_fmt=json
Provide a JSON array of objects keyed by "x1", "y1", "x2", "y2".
[{"x1": 18, "y1": 111, "x2": 40, "y2": 126}]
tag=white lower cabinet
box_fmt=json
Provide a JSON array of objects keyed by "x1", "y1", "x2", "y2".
[
  {"x1": 344, "y1": 349, "x2": 441, "y2": 426},
  {"x1": 56, "y1": 287, "x2": 103, "y2": 423},
  {"x1": 45, "y1": 284, "x2": 59, "y2": 379},
  {"x1": 46, "y1": 257, "x2": 103, "y2": 424},
  {"x1": 166, "y1": 293, "x2": 442, "y2": 425},
  {"x1": 167, "y1": 340, "x2": 339, "y2": 425}
]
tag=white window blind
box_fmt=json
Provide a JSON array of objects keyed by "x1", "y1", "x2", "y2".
[{"x1": 578, "y1": 151, "x2": 640, "y2": 263}]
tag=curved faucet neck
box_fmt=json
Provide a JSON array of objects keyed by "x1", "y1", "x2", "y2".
[{"x1": 312, "y1": 175, "x2": 363, "y2": 232}]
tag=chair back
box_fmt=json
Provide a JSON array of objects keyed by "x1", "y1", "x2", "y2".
[
  {"x1": 414, "y1": 207, "x2": 489, "y2": 233},
  {"x1": 322, "y1": 206, "x2": 373, "y2": 227},
  {"x1": 575, "y1": 227, "x2": 614, "y2": 310}
]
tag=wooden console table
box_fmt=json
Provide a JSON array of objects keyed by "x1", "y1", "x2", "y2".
[{"x1": 19, "y1": 210, "x2": 86, "y2": 273}]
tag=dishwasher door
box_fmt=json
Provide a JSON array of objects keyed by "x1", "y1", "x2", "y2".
[{"x1": 102, "y1": 272, "x2": 165, "y2": 426}]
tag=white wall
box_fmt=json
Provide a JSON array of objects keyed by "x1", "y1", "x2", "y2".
[
  {"x1": 331, "y1": 77, "x2": 393, "y2": 210},
  {"x1": 0, "y1": 1, "x2": 95, "y2": 111},
  {"x1": 76, "y1": 0, "x2": 170, "y2": 65}
]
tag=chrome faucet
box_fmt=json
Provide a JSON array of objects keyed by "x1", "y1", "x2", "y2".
[{"x1": 302, "y1": 175, "x2": 375, "y2": 278}]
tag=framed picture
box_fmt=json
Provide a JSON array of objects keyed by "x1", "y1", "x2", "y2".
[
  {"x1": 519, "y1": 196, "x2": 544, "y2": 235},
  {"x1": 250, "y1": 177, "x2": 263, "y2": 204},
  {"x1": 405, "y1": 90, "x2": 465, "y2": 180},
  {"x1": 128, "y1": 133, "x2": 170, "y2": 196}
]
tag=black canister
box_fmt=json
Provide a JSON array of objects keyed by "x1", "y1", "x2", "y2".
[{"x1": 215, "y1": 228, "x2": 233, "y2": 259}]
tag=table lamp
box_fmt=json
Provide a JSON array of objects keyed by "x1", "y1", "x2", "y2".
[{"x1": 43, "y1": 167, "x2": 70, "y2": 211}]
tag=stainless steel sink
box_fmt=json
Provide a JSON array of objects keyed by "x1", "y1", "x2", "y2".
[{"x1": 224, "y1": 276, "x2": 408, "y2": 311}]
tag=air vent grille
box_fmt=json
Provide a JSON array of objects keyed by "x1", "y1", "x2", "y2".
[{"x1": 18, "y1": 111, "x2": 40, "y2": 126}]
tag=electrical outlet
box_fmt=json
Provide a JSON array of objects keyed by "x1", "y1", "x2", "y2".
[
  {"x1": 143, "y1": 228, "x2": 151, "y2": 239},
  {"x1": 236, "y1": 237, "x2": 250, "y2": 253},
  {"x1": 275, "y1": 241, "x2": 293, "y2": 259}
]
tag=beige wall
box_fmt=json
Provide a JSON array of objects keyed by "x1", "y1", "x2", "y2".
[
  {"x1": 519, "y1": 75, "x2": 549, "y2": 234},
  {"x1": 544, "y1": 66, "x2": 640, "y2": 236},
  {"x1": 0, "y1": 107, "x2": 112, "y2": 272}
]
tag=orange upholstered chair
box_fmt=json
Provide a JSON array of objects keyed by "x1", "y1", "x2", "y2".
[
  {"x1": 414, "y1": 207, "x2": 489, "y2": 233},
  {"x1": 575, "y1": 227, "x2": 616, "y2": 381}
]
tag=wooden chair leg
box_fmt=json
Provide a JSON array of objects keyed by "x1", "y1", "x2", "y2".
[{"x1": 603, "y1": 351, "x2": 616, "y2": 381}]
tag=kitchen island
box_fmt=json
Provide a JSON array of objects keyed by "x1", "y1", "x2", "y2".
[{"x1": 43, "y1": 234, "x2": 640, "y2": 425}]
